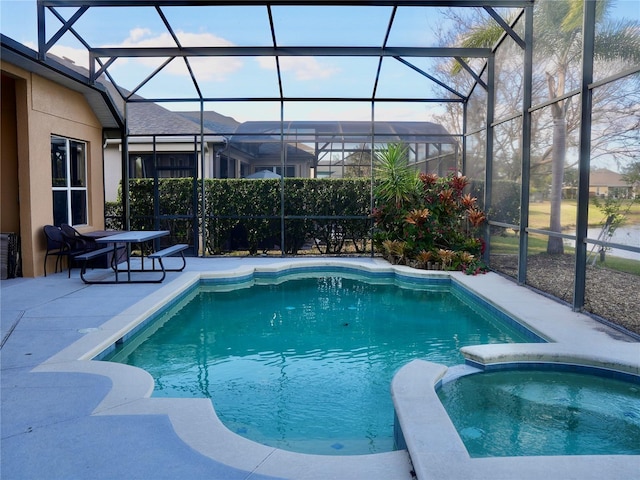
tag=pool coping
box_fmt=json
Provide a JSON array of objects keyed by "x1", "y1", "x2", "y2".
[
  {"x1": 392, "y1": 359, "x2": 640, "y2": 480},
  {"x1": 31, "y1": 258, "x2": 640, "y2": 480}
]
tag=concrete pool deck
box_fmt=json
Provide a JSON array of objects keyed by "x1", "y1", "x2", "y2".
[{"x1": 1, "y1": 257, "x2": 639, "y2": 479}]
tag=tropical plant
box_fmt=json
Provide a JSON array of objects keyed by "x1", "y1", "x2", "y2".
[
  {"x1": 373, "y1": 163, "x2": 487, "y2": 272},
  {"x1": 373, "y1": 143, "x2": 422, "y2": 208}
]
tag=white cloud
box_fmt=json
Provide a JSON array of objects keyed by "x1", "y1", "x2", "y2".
[
  {"x1": 28, "y1": 29, "x2": 244, "y2": 84},
  {"x1": 257, "y1": 56, "x2": 340, "y2": 81},
  {"x1": 127, "y1": 28, "x2": 152, "y2": 43},
  {"x1": 25, "y1": 41, "x2": 90, "y2": 69},
  {"x1": 112, "y1": 29, "x2": 243, "y2": 82}
]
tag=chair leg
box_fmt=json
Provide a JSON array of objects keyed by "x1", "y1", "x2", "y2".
[{"x1": 44, "y1": 253, "x2": 48, "y2": 277}]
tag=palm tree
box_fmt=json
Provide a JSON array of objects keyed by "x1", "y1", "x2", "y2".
[{"x1": 454, "y1": 0, "x2": 640, "y2": 254}]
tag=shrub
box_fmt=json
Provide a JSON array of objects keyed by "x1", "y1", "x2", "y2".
[
  {"x1": 116, "y1": 177, "x2": 371, "y2": 255},
  {"x1": 373, "y1": 145, "x2": 487, "y2": 273}
]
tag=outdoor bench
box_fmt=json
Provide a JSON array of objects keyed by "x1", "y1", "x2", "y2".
[
  {"x1": 74, "y1": 246, "x2": 115, "y2": 263},
  {"x1": 148, "y1": 243, "x2": 188, "y2": 272},
  {"x1": 75, "y1": 245, "x2": 125, "y2": 282}
]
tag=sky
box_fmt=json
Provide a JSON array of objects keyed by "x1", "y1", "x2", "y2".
[{"x1": 1, "y1": 0, "x2": 639, "y2": 124}]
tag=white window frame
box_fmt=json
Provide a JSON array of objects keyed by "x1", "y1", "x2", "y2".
[{"x1": 51, "y1": 135, "x2": 88, "y2": 226}]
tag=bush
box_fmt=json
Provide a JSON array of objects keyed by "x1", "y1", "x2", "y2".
[
  {"x1": 470, "y1": 179, "x2": 520, "y2": 227},
  {"x1": 116, "y1": 177, "x2": 371, "y2": 255},
  {"x1": 373, "y1": 145, "x2": 487, "y2": 273},
  {"x1": 104, "y1": 201, "x2": 122, "y2": 230}
]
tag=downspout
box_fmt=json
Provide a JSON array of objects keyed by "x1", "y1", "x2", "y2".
[
  {"x1": 122, "y1": 102, "x2": 130, "y2": 231},
  {"x1": 199, "y1": 101, "x2": 204, "y2": 257}
]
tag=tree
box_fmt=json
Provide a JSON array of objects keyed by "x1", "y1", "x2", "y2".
[
  {"x1": 621, "y1": 161, "x2": 640, "y2": 197},
  {"x1": 344, "y1": 144, "x2": 373, "y2": 178},
  {"x1": 446, "y1": 0, "x2": 640, "y2": 254}
]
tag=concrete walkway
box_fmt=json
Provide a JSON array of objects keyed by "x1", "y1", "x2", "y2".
[{"x1": 1, "y1": 257, "x2": 638, "y2": 480}]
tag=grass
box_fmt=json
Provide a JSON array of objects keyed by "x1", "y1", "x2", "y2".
[
  {"x1": 490, "y1": 231, "x2": 640, "y2": 276},
  {"x1": 528, "y1": 199, "x2": 640, "y2": 230},
  {"x1": 490, "y1": 233, "x2": 548, "y2": 255},
  {"x1": 593, "y1": 255, "x2": 640, "y2": 276},
  {"x1": 506, "y1": 199, "x2": 639, "y2": 276}
]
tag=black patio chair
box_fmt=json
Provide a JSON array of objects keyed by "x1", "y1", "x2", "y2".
[
  {"x1": 43, "y1": 225, "x2": 68, "y2": 277},
  {"x1": 43, "y1": 225, "x2": 91, "y2": 278},
  {"x1": 60, "y1": 224, "x2": 98, "y2": 253}
]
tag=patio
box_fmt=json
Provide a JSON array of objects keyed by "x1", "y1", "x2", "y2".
[{"x1": 1, "y1": 257, "x2": 638, "y2": 479}]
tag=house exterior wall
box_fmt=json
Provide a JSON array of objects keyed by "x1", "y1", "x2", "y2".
[
  {"x1": 1, "y1": 74, "x2": 20, "y2": 234},
  {"x1": 103, "y1": 141, "x2": 122, "y2": 202},
  {"x1": 0, "y1": 61, "x2": 105, "y2": 277},
  {"x1": 103, "y1": 140, "x2": 212, "y2": 202}
]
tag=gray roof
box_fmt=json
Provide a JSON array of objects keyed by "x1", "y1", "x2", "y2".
[
  {"x1": 232, "y1": 120, "x2": 456, "y2": 144},
  {"x1": 126, "y1": 102, "x2": 217, "y2": 136},
  {"x1": 177, "y1": 111, "x2": 240, "y2": 134},
  {"x1": 590, "y1": 169, "x2": 630, "y2": 188}
]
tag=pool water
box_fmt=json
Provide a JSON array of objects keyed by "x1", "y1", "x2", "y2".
[
  {"x1": 438, "y1": 370, "x2": 640, "y2": 457},
  {"x1": 106, "y1": 274, "x2": 535, "y2": 455}
]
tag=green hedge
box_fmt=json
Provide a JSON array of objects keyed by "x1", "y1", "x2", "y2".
[
  {"x1": 470, "y1": 179, "x2": 521, "y2": 226},
  {"x1": 108, "y1": 178, "x2": 372, "y2": 255}
]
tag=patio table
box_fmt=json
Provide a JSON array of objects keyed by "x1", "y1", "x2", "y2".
[
  {"x1": 77, "y1": 230, "x2": 126, "y2": 268},
  {"x1": 79, "y1": 230, "x2": 182, "y2": 284}
]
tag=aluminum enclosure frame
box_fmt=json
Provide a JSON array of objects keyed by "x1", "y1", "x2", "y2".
[{"x1": 31, "y1": 0, "x2": 637, "y2": 316}]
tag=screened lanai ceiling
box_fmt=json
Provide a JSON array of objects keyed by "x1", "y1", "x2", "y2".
[{"x1": 30, "y1": 0, "x2": 532, "y2": 124}]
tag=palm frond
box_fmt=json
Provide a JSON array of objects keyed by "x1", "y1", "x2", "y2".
[
  {"x1": 451, "y1": 20, "x2": 504, "y2": 75},
  {"x1": 562, "y1": 0, "x2": 611, "y2": 32},
  {"x1": 594, "y1": 19, "x2": 640, "y2": 64}
]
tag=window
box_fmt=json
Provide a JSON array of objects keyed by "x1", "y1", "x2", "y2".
[
  {"x1": 256, "y1": 166, "x2": 296, "y2": 177},
  {"x1": 129, "y1": 153, "x2": 196, "y2": 179},
  {"x1": 51, "y1": 136, "x2": 87, "y2": 226}
]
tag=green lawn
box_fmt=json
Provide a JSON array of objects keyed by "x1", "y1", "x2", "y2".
[
  {"x1": 528, "y1": 199, "x2": 640, "y2": 230},
  {"x1": 490, "y1": 231, "x2": 640, "y2": 276}
]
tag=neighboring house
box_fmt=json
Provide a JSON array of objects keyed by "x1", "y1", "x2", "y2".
[
  {"x1": 103, "y1": 105, "x2": 318, "y2": 202},
  {"x1": 1, "y1": 35, "x2": 122, "y2": 277},
  {"x1": 103, "y1": 102, "x2": 234, "y2": 202},
  {"x1": 104, "y1": 114, "x2": 458, "y2": 202},
  {"x1": 589, "y1": 168, "x2": 635, "y2": 199}
]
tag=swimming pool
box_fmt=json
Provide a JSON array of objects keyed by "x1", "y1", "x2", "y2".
[
  {"x1": 105, "y1": 269, "x2": 542, "y2": 455},
  {"x1": 437, "y1": 367, "x2": 640, "y2": 457}
]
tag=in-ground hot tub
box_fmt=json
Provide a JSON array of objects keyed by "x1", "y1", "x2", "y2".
[{"x1": 437, "y1": 365, "x2": 640, "y2": 457}]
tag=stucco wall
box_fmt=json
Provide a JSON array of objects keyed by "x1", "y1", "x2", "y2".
[
  {"x1": 1, "y1": 74, "x2": 20, "y2": 234},
  {"x1": 1, "y1": 61, "x2": 106, "y2": 277}
]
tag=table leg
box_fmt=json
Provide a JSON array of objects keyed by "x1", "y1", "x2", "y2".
[{"x1": 126, "y1": 243, "x2": 132, "y2": 282}]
